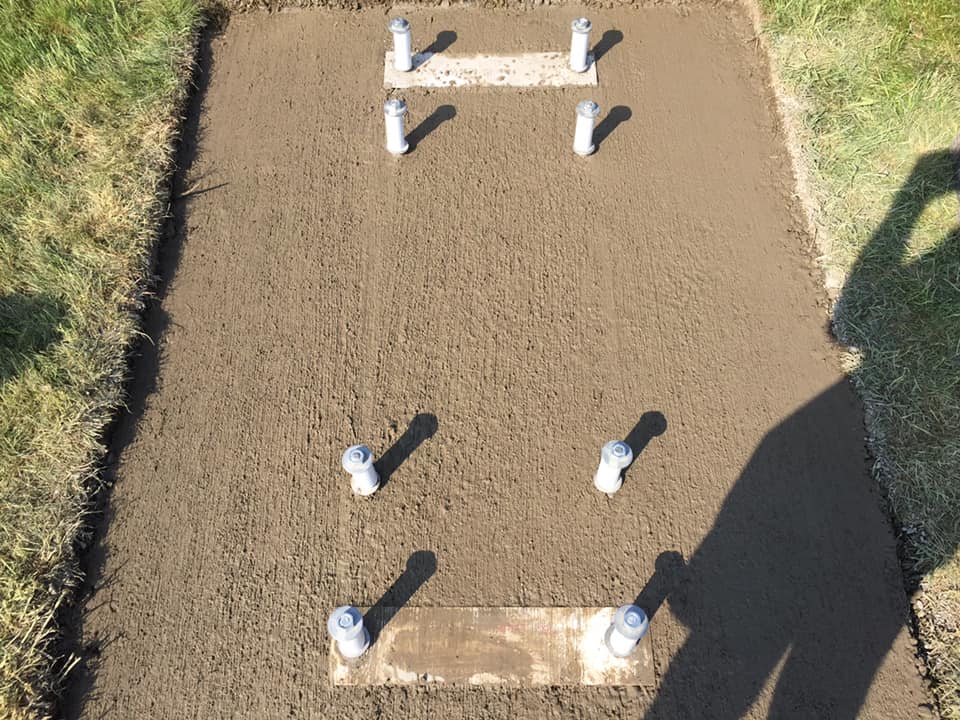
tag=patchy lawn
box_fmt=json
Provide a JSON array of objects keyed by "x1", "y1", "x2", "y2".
[{"x1": 0, "y1": 0, "x2": 200, "y2": 716}]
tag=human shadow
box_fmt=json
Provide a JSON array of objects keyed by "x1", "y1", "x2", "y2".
[
  {"x1": 57, "y1": 21, "x2": 224, "y2": 720},
  {"x1": 375, "y1": 412, "x2": 438, "y2": 486},
  {"x1": 594, "y1": 106, "x2": 631, "y2": 149},
  {"x1": 643, "y1": 148, "x2": 959, "y2": 718},
  {"x1": 591, "y1": 29, "x2": 623, "y2": 63},
  {"x1": 834, "y1": 148, "x2": 960, "y2": 588},
  {"x1": 407, "y1": 105, "x2": 456, "y2": 152},
  {"x1": 364, "y1": 550, "x2": 437, "y2": 645},
  {"x1": 645, "y1": 382, "x2": 922, "y2": 717},
  {"x1": 0, "y1": 291, "x2": 66, "y2": 385}
]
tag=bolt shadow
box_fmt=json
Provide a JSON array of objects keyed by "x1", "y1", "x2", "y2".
[
  {"x1": 625, "y1": 411, "x2": 667, "y2": 461},
  {"x1": 364, "y1": 550, "x2": 437, "y2": 644},
  {"x1": 591, "y1": 29, "x2": 623, "y2": 63},
  {"x1": 422, "y1": 30, "x2": 457, "y2": 55},
  {"x1": 411, "y1": 31, "x2": 458, "y2": 71},
  {"x1": 375, "y1": 412, "x2": 438, "y2": 486},
  {"x1": 406, "y1": 105, "x2": 456, "y2": 152},
  {"x1": 594, "y1": 105, "x2": 632, "y2": 150},
  {"x1": 634, "y1": 550, "x2": 686, "y2": 621}
]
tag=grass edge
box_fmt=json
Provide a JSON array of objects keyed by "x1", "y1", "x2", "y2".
[
  {"x1": 740, "y1": 0, "x2": 947, "y2": 714},
  {"x1": 7, "y1": 8, "x2": 211, "y2": 717}
]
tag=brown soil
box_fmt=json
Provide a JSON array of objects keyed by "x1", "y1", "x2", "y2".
[{"x1": 68, "y1": 5, "x2": 932, "y2": 719}]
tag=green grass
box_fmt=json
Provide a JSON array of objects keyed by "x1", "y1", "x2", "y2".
[
  {"x1": 759, "y1": 0, "x2": 960, "y2": 713},
  {"x1": 0, "y1": 0, "x2": 200, "y2": 716}
]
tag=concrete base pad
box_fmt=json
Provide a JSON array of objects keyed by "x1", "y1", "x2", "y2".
[
  {"x1": 383, "y1": 51, "x2": 598, "y2": 88},
  {"x1": 329, "y1": 607, "x2": 654, "y2": 686}
]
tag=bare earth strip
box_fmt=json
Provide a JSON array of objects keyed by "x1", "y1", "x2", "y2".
[{"x1": 70, "y1": 6, "x2": 931, "y2": 719}]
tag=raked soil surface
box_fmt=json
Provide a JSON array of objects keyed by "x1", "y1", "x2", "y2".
[{"x1": 68, "y1": 5, "x2": 933, "y2": 719}]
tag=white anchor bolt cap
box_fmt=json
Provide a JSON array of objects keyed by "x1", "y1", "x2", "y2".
[
  {"x1": 327, "y1": 605, "x2": 371, "y2": 658},
  {"x1": 572, "y1": 17, "x2": 592, "y2": 34},
  {"x1": 577, "y1": 99, "x2": 601, "y2": 120},
  {"x1": 341, "y1": 444, "x2": 374, "y2": 474},
  {"x1": 389, "y1": 16, "x2": 410, "y2": 33},
  {"x1": 384, "y1": 98, "x2": 408, "y2": 117},
  {"x1": 327, "y1": 605, "x2": 365, "y2": 642},
  {"x1": 601, "y1": 440, "x2": 633, "y2": 470},
  {"x1": 614, "y1": 604, "x2": 649, "y2": 640},
  {"x1": 604, "y1": 604, "x2": 649, "y2": 657}
]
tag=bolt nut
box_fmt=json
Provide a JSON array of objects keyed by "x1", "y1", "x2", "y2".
[
  {"x1": 341, "y1": 444, "x2": 373, "y2": 474},
  {"x1": 389, "y1": 17, "x2": 410, "y2": 33},
  {"x1": 601, "y1": 440, "x2": 633, "y2": 470},
  {"x1": 327, "y1": 605, "x2": 365, "y2": 642},
  {"x1": 384, "y1": 99, "x2": 408, "y2": 118},
  {"x1": 572, "y1": 17, "x2": 592, "y2": 34},
  {"x1": 614, "y1": 604, "x2": 649, "y2": 640},
  {"x1": 577, "y1": 100, "x2": 601, "y2": 119}
]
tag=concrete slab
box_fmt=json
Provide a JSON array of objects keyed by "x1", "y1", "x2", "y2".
[
  {"x1": 329, "y1": 607, "x2": 654, "y2": 686},
  {"x1": 383, "y1": 51, "x2": 598, "y2": 89}
]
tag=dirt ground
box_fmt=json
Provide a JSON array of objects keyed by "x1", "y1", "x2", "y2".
[{"x1": 67, "y1": 5, "x2": 933, "y2": 719}]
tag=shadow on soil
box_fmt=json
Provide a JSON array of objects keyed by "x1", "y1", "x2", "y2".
[
  {"x1": 57, "y1": 23, "x2": 222, "y2": 720},
  {"x1": 375, "y1": 412, "x2": 438, "y2": 488},
  {"x1": 364, "y1": 550, "x2": 437, "y2": 645},
  {"x1": 622, "y1": 410, "x2": 666, "y2": 488},
  {"x1": 594, "y1": 105, "x2": 631, "y2": 150},
  {"x1": 591, "y1": 29, "x2": 623, "y2": 63},
  {"x1": 0, "y1": 291, "x2": 66, "y2": 386},
  {"x1": 411, "y1": 32, "x2": 457, "y2": 71},
  {"x1": 423, "y1": 30, "x2": 457, "y2": 55},
  {"x1": 407, "y1": 105, "x2": 456, "y2": 152},
  {"x1": 639, "y1": 147, "x2": 959, "y2": 718},
  {"x1": 625, "y1": 411, "x2": 667, "y2": 460},
  {"x1": 640, "y1": 381, "x2": 931, "y2": 717}
]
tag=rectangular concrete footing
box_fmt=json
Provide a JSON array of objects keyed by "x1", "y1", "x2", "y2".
[
  {"x1": 329, "y1": 606, "x2": 655, "y2": 686},
  {"x1": 383, "y1": 52, "x2": 599, "y2": 89}
]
